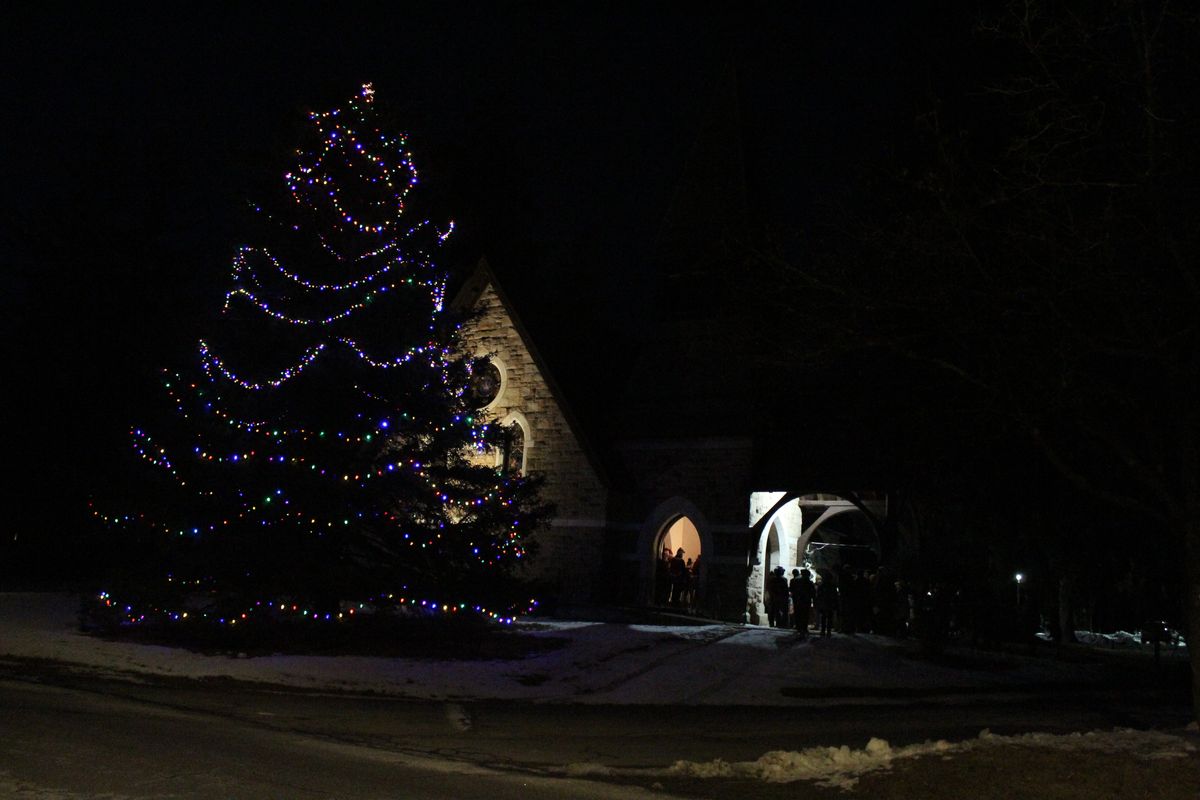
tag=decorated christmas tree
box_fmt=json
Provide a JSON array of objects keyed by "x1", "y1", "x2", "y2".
[{"x1": 92, "y1": 84, "x2": 546, "y2": 630}]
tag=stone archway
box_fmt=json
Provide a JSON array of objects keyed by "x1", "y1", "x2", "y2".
[
  {"x1": 636, "y1": 497, "x2": 713, "y2": 608},
  {"x1": 802, "y1": 511, "x2": 881, "y2": 579},
  {"x1": 746, "y1": 491, "x2": 885, "y2": 625},
  {"x1": 653, "y1": 516, "x2": 703, "y2": 608},
  {"x1": 747, "y1": 497, "x2": 804, "y2": 624}
]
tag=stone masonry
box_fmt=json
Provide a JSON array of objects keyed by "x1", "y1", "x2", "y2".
[{"x1": 457, "y1": 273, "x2": 609, "y2": 605}]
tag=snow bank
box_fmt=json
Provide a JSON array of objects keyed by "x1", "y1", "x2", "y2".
[
  {"x1": 975, "y1": 728, "x2": 1197, "y2": 759},
  {"x1": 668, "y1": 737, "x2": 954, "y2": 790},
  {"x1": 1036, "y1": 629, "x2": 1188, "y2": 650},
  {"x1": 665, "y1": 728, "x2": 1197, "y2": 790}
]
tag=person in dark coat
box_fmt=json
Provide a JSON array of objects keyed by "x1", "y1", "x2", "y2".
[
  {"x1": 838, "y1": 568, "x2": 858, "y2": 634},
  {"x1": 766, "y1": 566, "x2": 789, "y2": 628},
  {"x1": 815, "y1": 574, "x2": 838, "y2": 637},
  {"x1": 668, "y1": 548, "x2": 687, "y2": 607},
  {"x1": 789, "y1": 569, "x2": 814, "y2": 638}
]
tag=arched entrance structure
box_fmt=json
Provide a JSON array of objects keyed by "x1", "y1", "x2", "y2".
[
  {"x1": 747, "y1": 491, "x2": 885, "y2": 625},
  {"x1": 653, "y1": 516, "x2": 702, "y2": 607},
  {"x1": 659, "y1": 516, "x2": 702, "y2": 563},
  {"x1": 804, "y1": 510, "x2": 880, "y2": 574},
  {"x1": 636, "y1": 497, "x2": 713, "y2": 608}
]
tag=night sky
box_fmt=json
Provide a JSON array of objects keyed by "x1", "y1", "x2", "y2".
[{"x1": 3, "y1": 3, "x2": 946, "y2": 562}]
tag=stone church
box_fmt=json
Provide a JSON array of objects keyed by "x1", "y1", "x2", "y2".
[
  {"x1": 453, "y1": 73, "x2": 887, "y2": 624},
  {"x1": 454, "y1": 255, "x2": 886, "y2": 624}
]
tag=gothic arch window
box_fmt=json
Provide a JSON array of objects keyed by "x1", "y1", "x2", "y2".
[
  {"x1": 496, "y1": 411, "x2": 530, "y2": 476},
  {"x1": 502, "y1": 420, "x2": 525, "y2": 475}
]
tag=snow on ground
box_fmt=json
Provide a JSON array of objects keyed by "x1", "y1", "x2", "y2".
[
  {"x1": 662, "y1": 728, "x2": 1198, "y2": 790},
  {"x1": 3, "y1": 593, "x2": 1198, "y2": 792},
  {"x1": 1037, "y1": 628, "x2": 1188, "y2": 650},
  {"x1": 559, "y1": 728, "x2": 1199, "y2": 791},
  {"x1": 0, "y1": 592, "x2": 1149, "y2": 705}
]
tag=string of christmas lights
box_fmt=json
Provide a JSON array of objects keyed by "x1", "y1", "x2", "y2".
[
  {"x1": 94, "y1": 590, "x2": 536, "y2": 627},
  {"x1": 231, "y1": 244, "x2": 436, "y2": 291},
  {"x1": 222, "y1": 276, "x2": 444, "y2": 327},
  {"x1": 97, "y1": 83, "x2": 545, "y2": 631},
  {"x1": 285, "y1": 83, "x2": 419, "y2": 237},
  {"x1": 198, "y1": 340, "x2": 327, "y2": 390}
]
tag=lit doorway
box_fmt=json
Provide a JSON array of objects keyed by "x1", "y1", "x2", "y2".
[
  {"x1": 654, "y1": 516, "x2": 701, "y2": 609},
  {"x1": 761, "y1": 518, "x2": 785, "y2": 606}
]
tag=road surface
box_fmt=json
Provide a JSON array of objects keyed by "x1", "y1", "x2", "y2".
[{"x1": 0, "y1": 660, "x2": 1190, "y2": 799}]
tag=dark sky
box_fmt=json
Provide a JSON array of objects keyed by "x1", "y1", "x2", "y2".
[{"x1": 3, "y1": 2, "x2": 947, "y2": 548}]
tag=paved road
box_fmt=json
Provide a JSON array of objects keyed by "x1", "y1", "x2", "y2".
[
  {"x1": 0, "y1": 676, "x2": 666, "y2": 799},
  {"x1": 0, "y1": 663, "x2": 1190, "y2": 799}
]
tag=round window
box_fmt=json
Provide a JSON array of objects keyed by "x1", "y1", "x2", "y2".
[{"x1": 468, "y1": 360, "x2": 502, "y2": 407}]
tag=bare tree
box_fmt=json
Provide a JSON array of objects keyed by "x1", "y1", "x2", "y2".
[{"x1": 763, "y1": 1, "x2": 1200, "y2": 719}]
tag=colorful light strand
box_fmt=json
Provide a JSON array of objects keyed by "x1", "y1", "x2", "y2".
[
  {"x1": 102, "y1": 84, "x2": 541, "y2": 628},
  {"x1": 94, "y1": 590, "x2": 536, "y2": 627}
]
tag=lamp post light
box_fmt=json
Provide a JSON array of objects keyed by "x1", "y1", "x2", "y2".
[{"x1": 1014, "y1": 572, "x2": 1025, "y2": 607}]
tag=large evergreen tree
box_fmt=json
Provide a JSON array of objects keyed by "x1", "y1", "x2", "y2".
[{"x1": 93, "y1": 84, "x2": 546, "y2": 628}]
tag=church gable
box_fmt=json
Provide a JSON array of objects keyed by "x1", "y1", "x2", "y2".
[{"x1": 456, "y1": 263, "x2": 608, "y2": 604}]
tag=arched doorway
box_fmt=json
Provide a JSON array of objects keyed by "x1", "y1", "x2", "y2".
[
  {"x1": 748, "y1": 501, "x2": 803, "y2": 624},
  {"x1": 748, "y1": 492, "x2": 885, "y2": 626},
  {"x1": 653, "y1": 515, "x2": 702, "y2": 609},
  {"x1": 635, "y1": 497, "x2": 713, "y2": 610},
  {"x1": 762, "y1": 518, "x2": 785, "y2": 603}
]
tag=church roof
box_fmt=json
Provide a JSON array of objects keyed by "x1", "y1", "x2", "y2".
[{"x1": 450, "y1": 256, "x2": 615, "y2": 485}]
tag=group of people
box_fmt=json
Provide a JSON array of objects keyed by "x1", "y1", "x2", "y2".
[
  {"x1": 765, "y1": 565, "x2": 912, "y2": 639},
  {"x1": 655, "y1": 548, "x2": 924, "y2": 637},
  {"x1": 657, "y1": 547, "x2": 701, "y2": 611}
]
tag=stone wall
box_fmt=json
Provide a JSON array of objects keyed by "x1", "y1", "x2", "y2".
[
  {"x1": 606, "y1": 437, "x2": 756, "y2": 620},
  {"x1": 608, "y1": 437, "x2": 754, "y2": 528},
  {"x1": 460, "y1": 282, "x2": 608, "y2": 604}
]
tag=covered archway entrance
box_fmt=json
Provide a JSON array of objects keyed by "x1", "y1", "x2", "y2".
[
  {"x1": 805, "y1": 513, "x2": 880, "y2": 575},
  {"x1": 748, "y1": 492, "x2": 884, "y2": 626}
]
